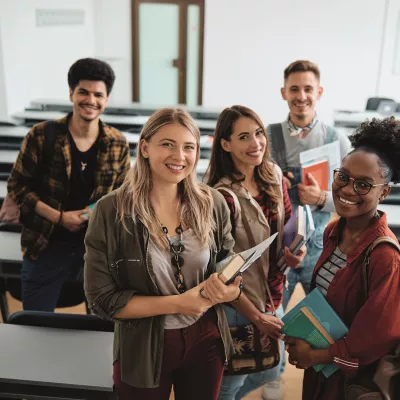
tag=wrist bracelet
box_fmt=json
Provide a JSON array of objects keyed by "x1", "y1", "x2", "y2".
[
  {"x1": 231, "y1": 281, "x2": 243, "y2": 303},
  {"x1": 57, "y1": 210, "x2": 63, "y2": 225}
]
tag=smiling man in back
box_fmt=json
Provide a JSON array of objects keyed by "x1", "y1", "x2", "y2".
[
  {"x1": 7, "y1": 58, "x2": 130, "y2": 311},
  {"x1": 263, "y1": 60, "x2": 351, "y2": 400}
]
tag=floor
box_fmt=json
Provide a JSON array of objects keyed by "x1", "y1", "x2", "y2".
[{"x1": 2, "y1": 284, "x2": 305, "y2": 400}]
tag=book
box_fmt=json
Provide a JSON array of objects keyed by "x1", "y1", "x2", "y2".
[
  {"x1": 299, "y1": 141, "x2": 341, "y2": 189},
  {"x1": 216, "y1": 232, "x2": 279, "y2": 285},
  {"x1": 301, "y1": 159, "x2": 329, "y2": 191},
  {"x1": 279, "y1": 205, "x2": 315, "y2": 274},
  {"x1": 277, "y1": 206, "x2": 305, "y2": 270},
  {"x1": 282, "y1": 288, "x2": 348, "y2": 377},
  {"x1": 218, "y1": 254, "x2": 245, "y2": 284}
]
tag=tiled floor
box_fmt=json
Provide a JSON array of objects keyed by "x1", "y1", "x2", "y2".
[{"x1": 2, "y1": 285, "x2": 305, "y2": 400}]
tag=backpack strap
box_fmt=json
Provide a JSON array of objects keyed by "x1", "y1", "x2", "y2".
[
  {"x1": 325, "y1": 125, "x2": 338, "y2": 144},
  {"x1": 362, "y1": 236, "x2": 400, "y2": 301},
  {"x1": 268, "y1": 123, "x2": 288, "y2": 173},
  {"x1": 215, "y1": 186, "x2": 241, "y2": 224}
]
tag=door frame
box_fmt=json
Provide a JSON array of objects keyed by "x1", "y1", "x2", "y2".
[{"x1": 131, "y1": 0, "x2": 205, "y2": 105}]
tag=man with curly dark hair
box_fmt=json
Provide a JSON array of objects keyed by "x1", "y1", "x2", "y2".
[
  {"x1": 285, "y1": 117, "x2": 400, "y2": 399},
  {"x1": 6, "y1": 58, "x2": 130, "y2": 311}
]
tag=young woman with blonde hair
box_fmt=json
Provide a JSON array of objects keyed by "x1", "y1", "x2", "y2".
[{"x1": 84, "y1": 108, "x2": 241, "y2": 400}]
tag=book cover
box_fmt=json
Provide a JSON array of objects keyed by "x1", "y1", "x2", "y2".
[
  {"x1": 277, "y1": 206, "x2": 305, "y2": 269},
  {"x1": 282, "y1": 288, "x2": 348, "y2": 377},
  {"x1": 282, "y1": 306, "x2": 334, "y2": 372},
  {"x1": 301, "y1": 159, "x2": 329, "y2": 191},
  {"x1": 218, "y1": 254, "x2": 245, "y2": 284}
]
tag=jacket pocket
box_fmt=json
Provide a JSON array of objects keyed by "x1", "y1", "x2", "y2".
[{"x1": 109, "y1": 258, "x2": 142, "y2": 288}]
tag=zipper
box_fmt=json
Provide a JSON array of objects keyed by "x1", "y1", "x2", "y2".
[{"x1": 110, "y1": 258, "x2": 140, "y2": 275}]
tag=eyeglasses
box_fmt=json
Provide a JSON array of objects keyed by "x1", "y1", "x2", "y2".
[{"x1": 333, "y1": 169, "x2": 388, "y2": 195}]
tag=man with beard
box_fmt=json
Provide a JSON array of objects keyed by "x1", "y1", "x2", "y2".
[
  {"x1": 7, "y1": 58, "x2": 130, "y2": 311},
  {"x1": 262, "y1": 60, "x2": 351, "y2": 400}
]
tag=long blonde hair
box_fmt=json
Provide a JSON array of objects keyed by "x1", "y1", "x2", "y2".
[{"x1": 116, "y1": 108, "x2": 215, "y2": 249}]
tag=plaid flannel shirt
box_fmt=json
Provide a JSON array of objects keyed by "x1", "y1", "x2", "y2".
[{"x1": 7, "y1": 114, "x2": 131, "y2": 259}]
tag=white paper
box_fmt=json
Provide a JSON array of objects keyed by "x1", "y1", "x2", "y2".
[
  {"x1": 299, "y1": 140, "x2": 341, "y2": 187},
  {"x1": 216, "y1": 232, "x2": 278, "y2": 272}
]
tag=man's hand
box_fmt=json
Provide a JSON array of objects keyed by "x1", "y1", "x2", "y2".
[
  {"x1": 297, "y1": 173, "x2": 321, "y2": 205},
  {"x1": 282, "y1": 245, "x2": 307, "y2": 269},
  {"x1": 60, "y1": 209, "x2": 90, "y2": 232},
  {"x1": 254, "y1": 313, "x2": 284, "y2": 340}
]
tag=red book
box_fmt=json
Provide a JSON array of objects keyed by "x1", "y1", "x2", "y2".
[{"x1": 302, "y1": 160, "x2": 329, "y2": 191}]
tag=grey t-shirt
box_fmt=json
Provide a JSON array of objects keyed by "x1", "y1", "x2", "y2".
[
  {"x1": 315, "y1": 246, "x2": 347, "y2": 296},
  {"x1": 149, "y1": 229, "x2": 210, "y2": 329}
]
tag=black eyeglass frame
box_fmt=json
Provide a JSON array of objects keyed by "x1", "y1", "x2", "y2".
[{"x1": 333, "y1": 169, "x2": 388, "y2": 195}]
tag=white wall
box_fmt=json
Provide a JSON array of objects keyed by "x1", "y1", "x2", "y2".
[
  {"x1": 0, "y1": 0, "x2": 396, "y2": 121},
  {"x1": 377, "y1": 0, "x2": 400, "y2": 99},
  {"x1": 93, "y1": 0, "x2": 132, "y2": 103},
  {"x1": 0, "y1": 20, "x2": 8, "y2": 119},
  {"x1": 0, "y1": 0, "x2": 95, "y2": 116},
  {"x1": 203, "y1": 0, "x2": 386, "y2": 124}
]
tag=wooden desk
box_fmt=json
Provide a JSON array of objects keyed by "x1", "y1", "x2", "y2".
[{"x1": 0, "y1": 323, "x2": 115, "y2": 400}]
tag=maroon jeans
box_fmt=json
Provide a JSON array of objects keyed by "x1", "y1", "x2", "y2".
[{"x1": 113, "y1": 309, "x2": 225, "y2": 400}]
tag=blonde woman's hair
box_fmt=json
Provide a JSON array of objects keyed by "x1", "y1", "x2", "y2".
[{"x1": 116, "y1": 107, "x2": 215, "y2": 249}]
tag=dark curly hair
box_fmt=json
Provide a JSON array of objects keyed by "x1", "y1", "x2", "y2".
[
  {"x1": 68, "y1": 58, "x2": 115, "y2": 95},
  {"x1": 348, "y1": 117, "x2": 400, "y2": 184}
]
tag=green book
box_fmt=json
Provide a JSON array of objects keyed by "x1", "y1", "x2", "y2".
[{"x1": 282, "y1": 306, "x2": 334, "y2": 372}]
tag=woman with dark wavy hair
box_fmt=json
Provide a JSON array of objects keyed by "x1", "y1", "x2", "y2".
[
  {"x1": 208, "y1": 105, "x2": 306, "y2": 399},
  {"x1": 286, "y1": 117, "x2": 400, "y2": 399}
]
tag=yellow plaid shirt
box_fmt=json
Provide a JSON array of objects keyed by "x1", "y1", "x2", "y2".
[{"x1": 7, "y1": 114, "x2": 131, "y2": 259}]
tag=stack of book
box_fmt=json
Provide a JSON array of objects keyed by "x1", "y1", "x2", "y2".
[
  {"x1": 282, "y1": 288, "x2": 348, "y2": 377},
  {"x1": 278, "y1": 204, "x2": 315, "y2": 274}
]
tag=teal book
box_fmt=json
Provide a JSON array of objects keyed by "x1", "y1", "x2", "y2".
[{"x1": 282, "y1": 288, "x2": 348, "y2": 377}]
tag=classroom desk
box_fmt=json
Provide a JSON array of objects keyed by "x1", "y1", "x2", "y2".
[
  {"x1": 0, "y1": 323, "x2": 115, "y2": 400},
  {"x1": 13, "y1": 110, "x2": 217, "y2": 132},
  {"x1": 0, "y1": 150, "x2": 209, "y2": 176},
  {"x1": 0, "y1": 124, "x2": 213, "y2": 154},
  {"x1": 31, "y1": 97, "x2": 221, "y2": 120},
  {"x1": 333, "y1": 110, "x2": 400, "y2": 128},
  {"x1": 0, "y1": 180, "x2": 7, "y2": 199}
]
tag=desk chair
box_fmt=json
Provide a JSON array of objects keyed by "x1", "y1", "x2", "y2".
[
  {"x1": 365, "y1": 97, "x2": 395, "y2": 111},
  {"x1": 0, "y1": 276, "x2": 91, "y2": 322},
  {"x1": 6, "y1": 310, "x2": 114, "y2": 332}
]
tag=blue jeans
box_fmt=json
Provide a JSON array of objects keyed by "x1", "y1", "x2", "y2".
[
  {"x1": 218, "y1": 305, "x2": 285, "y2": 399},
  {"x1": 282, "y1": 208, "x2": 330, "y2": 311},
  {"x1": 21, "y1": 241, "x2": 85, "y2": 311}
]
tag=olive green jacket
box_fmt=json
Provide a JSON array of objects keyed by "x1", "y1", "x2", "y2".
[{"x1": 84, "y1": 188, "x2": 235, "y2": 388}]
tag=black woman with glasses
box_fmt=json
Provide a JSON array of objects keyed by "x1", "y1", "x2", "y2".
[
  {"x1": 84, "y1": 108, "x2": 242, "y2": 400},
  {"x1": 284, "y1": 117, "x2": 400, "y2": 400}
]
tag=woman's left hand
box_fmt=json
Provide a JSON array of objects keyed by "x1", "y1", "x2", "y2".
[
  {"x1": 201, "y1": 273, "x2": 242, "y2": 304},
  {"x1": 283, "y1": 245, "x2": 307, "y2": 269},
  {"x1": 285, "y1": 336, "x2": 313, "y2": 369}
]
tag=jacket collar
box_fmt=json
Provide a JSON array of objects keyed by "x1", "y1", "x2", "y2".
[
  {"x1": 327, "y1": 211, "x2": 389, "y2": 263},
  {"x1": 57, "y1": 112, "x2": 114, "y2": 150},
  {"x1": 216, "y1": 177, "x2": 254, "y2": 200}
]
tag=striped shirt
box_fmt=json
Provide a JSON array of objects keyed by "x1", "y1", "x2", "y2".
[
  {"x1": 315, "y1": 246, "x2": 347, "y2": 296},
  {"x1": 221, "y1": 178, "x2": 292, "y2": 311}
]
